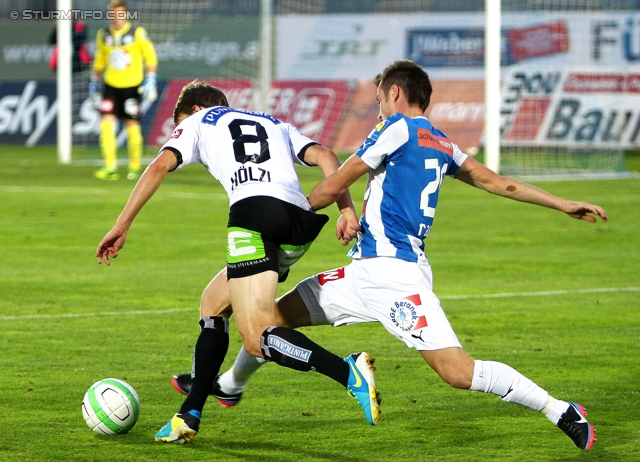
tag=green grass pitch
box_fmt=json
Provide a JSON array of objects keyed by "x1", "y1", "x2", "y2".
[{"x1": 1, "y1": 146, "x2": 639, "y2": 461}]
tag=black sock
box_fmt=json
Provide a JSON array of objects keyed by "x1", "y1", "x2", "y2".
[
  {"x1": 260, "y1": 326, "x2": 349, "y2": 386},
  {"x1": 179, "y1": 316, "x2": 229, "y2": 416}
]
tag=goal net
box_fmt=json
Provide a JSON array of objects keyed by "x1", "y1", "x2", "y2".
[
  {"x1": 65, "y1": 0, "x2": 354, "y2": 164},
  {"x1": 497, "y1": 0, "x2": 640, "y2": 180},
  {"x1": 67, "y1": 0, "x2": 264, "y2": 164},
  {"x1": 60, "y1": 0, "x2": 640, "y2": 179}
]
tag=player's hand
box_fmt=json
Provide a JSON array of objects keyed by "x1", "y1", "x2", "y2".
[
  {"x1": 336, "y1": 209, "x2": 360, "y2": 245},
  {"x1": 560, "y1": 201, "x2": 608, "y2": 223},
  {"x1": 139, "y1": 73, "x2": 157, "y2": 103},
  {"x1": 89, "y1": 77, "x2": 101, "y2": 108},
  {"x1": 96, "y1": 225, "x2": 128, "y2": 266}
]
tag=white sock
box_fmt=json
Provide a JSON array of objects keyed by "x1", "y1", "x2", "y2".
[
  {"x1": 470, "y1": 360, "x2": 549, "y2": 411},
  {"x1": 217, "y1": 345, "x2": 266, "y2": 394},
  {"x1": 541, "y1": 396, "x2": 570, "y2": 425}
]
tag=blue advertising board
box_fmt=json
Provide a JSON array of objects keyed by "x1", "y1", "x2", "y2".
[
  {"x1": 0, "y1": 81, "x2": 57, "y2": 145},
  {"x1": 0, "y1": 79, "x2": 165, "y2": 146},
  {"x1": 407, "y1": 28, "x2": 511, "y2": 67}
]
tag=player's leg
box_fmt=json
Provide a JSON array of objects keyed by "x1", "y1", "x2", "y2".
[
  {"x1": 96, "y1": 113, "x2": 118, "y2": 179},
  {"x1": 170, "y1": 268, "x2": 234, "y2": 399},
  {"x1": 227, "y1": 270, "x2": 278, "y2": 356},
  {"x1": 124, "y1": 120, "x2": 143, "y2": 180},
  {"x1": 363, "y1": 257, "x2": 595, "y2": 450},
  {"x1": 173, "y1": 275, "x2": 316, "y2": 403},
  {"x1": 229, "y1": 268, "x2": 379, "y2": 425},
  {"x1": 214, "y1": 285, "x2": 319, "y2": 399},
  {"x1": 270, "y1": 266, "x2": 381, "y2": 425},
  {"x1": 95, "y1": 85, "x2": 119, "y2": 180},
  {"x1": 181, "y1": 263, "x2": 382, "y2": 423},
  {"x1": 155, "y1": 311, "x2": 229, "y2": 443},
  {"x1": 229, "y1": 271, "x2": 347, "y2": 383},
  {"x1": 156, "y1": 271, "x2": 234, "y2": 443},
  {"x1": 422, "y1": 348, "x2": 595, "y2": 450},
  {"x1": 122, "y1": 91, "x2": 143, "y2": 180}
]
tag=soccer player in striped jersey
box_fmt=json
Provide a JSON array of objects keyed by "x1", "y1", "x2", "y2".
[{"x1": 175, "y1": 60, "x2": 605, "y2": 450}]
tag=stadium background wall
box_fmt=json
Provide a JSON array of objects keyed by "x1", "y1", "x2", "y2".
[{"x1": 1, "y1": 2, "x2": 639, "y2": 156}]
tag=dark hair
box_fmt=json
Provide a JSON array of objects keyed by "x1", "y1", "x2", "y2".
[
  {"x1": 173, "y1": 80, "x2": 229, "y2": 124},
  {"x1": 374, "y1": 60, "x2": 432, "y2": 111}
]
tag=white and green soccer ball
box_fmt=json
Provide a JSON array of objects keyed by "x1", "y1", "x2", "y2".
[{"x1": 82, "y1": 378, "x2": 140, "y2": 435}]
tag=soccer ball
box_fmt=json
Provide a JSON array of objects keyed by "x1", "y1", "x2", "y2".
[{"x1": 82, "y1": 378, "x2": 140, "y2": 435}]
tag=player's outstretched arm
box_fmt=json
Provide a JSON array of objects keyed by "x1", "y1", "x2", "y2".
[
  {"x1": 96, "y1": 150, "x2": 178, "y2": 265},
  {"x1": 454, "y1": 156, "x2": 608, "y2": 223},
  {"x1": 302, "y1": 145, "x2": 360, "y2": 243},
  {"x1": 308, "y1": 154, "x2": 371, "y2": 212}
]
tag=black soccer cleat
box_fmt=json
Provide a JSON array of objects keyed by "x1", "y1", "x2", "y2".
[
  {"x1": 171, "y1": 374, "x2": 194, "y2": 396},
  {"x1": 171, "y1": 374, "x2": 243, "y2": 407},
  {"x1": 556, "y1": 402, "x2": 596, "y2": 450}
]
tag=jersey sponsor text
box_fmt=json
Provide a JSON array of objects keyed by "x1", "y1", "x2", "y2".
[{"x1": 417, "y1": 128, "x2": 454, "y2": 155}]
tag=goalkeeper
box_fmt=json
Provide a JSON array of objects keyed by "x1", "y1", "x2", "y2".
[{"x1": 90, "y1": 0, "x2": 158, "y2": 181}]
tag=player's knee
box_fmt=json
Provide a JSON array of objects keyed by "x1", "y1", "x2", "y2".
[
  {"x1": 423, "y1": 347, "x2": 474, "y2": 389},
  {"x1": 437, "y1": 367, "x2": 473, "y2": 389},
  {"x1": 200, "y1": 303, "x2": 231, "y2": 319},
  {"x1": 242, "y1": 339, "x2": 264, "y2": 359}
]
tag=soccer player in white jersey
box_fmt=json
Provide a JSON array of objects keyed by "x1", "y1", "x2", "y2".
[
  {"x1": 173, "y1": 61, "x2": 606, "y2": 450},
  {"x1": 95, "y1": 80, "x2": 380, "y2": 444}
]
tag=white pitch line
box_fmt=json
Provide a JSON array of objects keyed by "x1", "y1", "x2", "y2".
[
  {"x1": 2, "y1": 307, "x2": 193, "y2": 321},
  {"x1": 3, "y1": 287, "x2": 638, "y2": 321},
  {"x1": 0, "y1": 185, "x2": 227, "y2": 201},
  {"x1": 440, "y1": 286, "x2": 640, "y2": 300},
  {"x1": 2, "y1": 185, "x2": 639, "y2": 204}
]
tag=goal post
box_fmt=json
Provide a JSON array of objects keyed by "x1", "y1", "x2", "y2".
[
  {"x1": 260, "y1": 0, "x2": 273, "y2": 113},
  {"x1": 484, "y1": 0, "x2": 501, "y2": 173},
  {"x1": 56, "y1": 0, "x2": 72, "y2": 164}
]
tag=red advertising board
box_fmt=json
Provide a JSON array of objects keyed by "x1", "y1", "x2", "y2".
[
  {"x1": 332, "y1": 79, "x2": 485, "y2": 154},
  {"x1": 563, "y1": 73, "x2": 625, "y2": 92},
  {"x1": 627, "y1": 75, "x2": 640, "y2": 93},
  {"x1": 332, "y1": 80, "x2": 379, "y2": 153},
  {"x1": 426, "y1": 80, "x2": 485, "y2": 153},
  {"x1": 147, "y1": 79, "x2": 350, "y2": 148},
  {"x1": 503, "y1": 97, "x2": 551, "y2": 141},
  {"x1": 507, "y1": 21, "x2": 569, "y2": 63}
]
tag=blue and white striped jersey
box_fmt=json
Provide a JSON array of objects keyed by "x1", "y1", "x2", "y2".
[{"x1": 349, "y1": 114, "x2": 468, "y2": 264}]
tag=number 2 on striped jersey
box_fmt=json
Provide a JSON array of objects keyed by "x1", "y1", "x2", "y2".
[{"x1": 420, "y1": 159, "x2": 447, "y2": 218}]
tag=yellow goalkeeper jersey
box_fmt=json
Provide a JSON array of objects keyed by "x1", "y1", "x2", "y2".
[{"x1": 93, "y1": 22, "x2": 157, "y2": 88}]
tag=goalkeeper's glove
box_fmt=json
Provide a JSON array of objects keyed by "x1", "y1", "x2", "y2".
[
  {"x1": 89, "y1": 77, "x2": 101, "y2": 108},
  {"x1": 139, "y1": 72, "x2": 157, "y2": 103}
]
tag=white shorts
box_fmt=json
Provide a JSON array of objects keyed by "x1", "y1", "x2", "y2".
[{"x1": 296, "y1": 257, "x2": 462, "y2": 351}]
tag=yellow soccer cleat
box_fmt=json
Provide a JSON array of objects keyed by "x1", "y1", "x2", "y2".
[
  {"x1": 94, "y1": 167, "x2": 119, "y2": 181},
  {"x1": 154, "y1": 411, "x2": 200, "y2": 444},
  {"x1": 345, "y1": 352, "x2": 381, "y2": 425}
]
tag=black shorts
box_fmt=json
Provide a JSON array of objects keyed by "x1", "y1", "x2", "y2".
[
  {"x1": 100, "y1": 84, "x2": 141, "y2": 120},
  {"x1": 226, "y1": 196, "x2": 329, "y2": 280}
]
